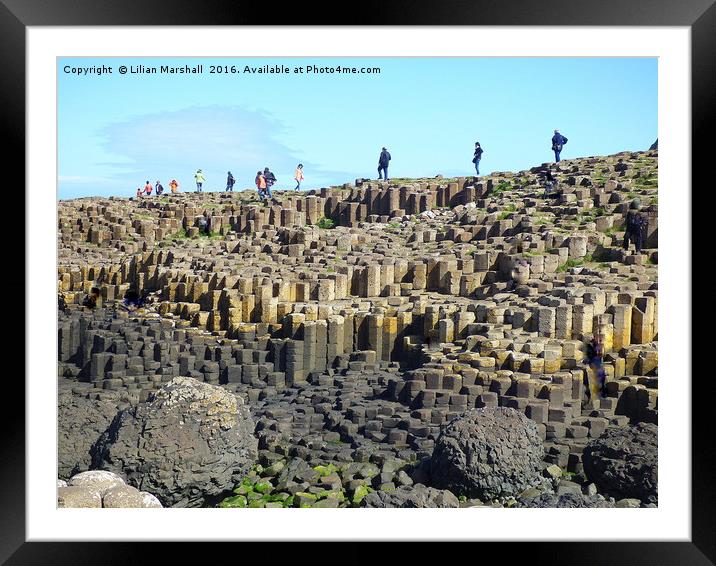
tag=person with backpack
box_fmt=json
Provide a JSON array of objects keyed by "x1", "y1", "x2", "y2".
[
  {"x1": 144, "y1": 180, "x2": 153, "y2": 196},
  {"x1": 551, "y1": 129, "x2": 568, "y2": 162},
  {"x1": 169, "y1": 179, "x2": 179, "y2": 194},
  {"x1": 155, "y1": 180, "x2": 164, "y2": 195},
  {"x1": 472, "y1": 142, "x2": 484, "y2": 176},
  {"x1": 623, "y1": 198, "x2": 647, "y2": 253},
  {"x1": 226, "y1": 171, "x2": 235, "y2": 192},
  {"x1": 294, "y1": 164, "x2": 304, "y2": 190},
  {"x1": 263, "y1": 167, "x2": 276, "y2": 200},
  {"x1": 378, "y1": 147, "x2": 391, "y2": 180},
  {"x1": 194, "y1": 169, "x2": 205, "y2": 192}
]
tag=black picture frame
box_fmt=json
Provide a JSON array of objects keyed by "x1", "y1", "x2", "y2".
[{"x1": 4, "y1": 0, "x2": 707, "y2": 562}]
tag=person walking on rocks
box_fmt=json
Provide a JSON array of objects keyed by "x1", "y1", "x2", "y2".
[
  {"x1": 144, "y1": 180, "x2": 153, "y2": 196},
  {"x1": 472, "y1": 142, "x2": 483, "y2": 176},
  {"x1": 136, "y1": 187, "x2": 143, "y2": 198},
  {"x1": 378, "y1": 147, "x2": 391, "y2": 181},
  {"x1": 583, "y1": 333, "x2": 607, "y2": 399},
  {"x1": 155, "y1": 180, "x2": 164, "y2": 196},
  {"x1": 263, "y1": 167, "x2": 276, "y2": 200},
  {"x1": 623, "y1": 198, "x2": 647, "y2": 253},
  {"x1": 539, "y1": 168, "x2": 559, "y2": 198},
  {"x1": 255, "y1": 170, "x2": 267, "y2": 200},
  {"x1": 226, "y1": 171, "x2": 235, "y2": 192},
  {"x1": 294, "y1": 164, "x2": 304, "y2": 190},
  {"x1": 194, "y1": 169, "x2": 205, "y2": 192},
  {"x1": 169, "y1": 179, "x2": 179, "y2": 194},
  {"x1": 551, "y1": 129, "x2": 568, "y2": 162}
]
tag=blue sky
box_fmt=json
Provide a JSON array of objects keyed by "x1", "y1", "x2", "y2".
[{"x1": 58, "y1": 57, "x2": 657, "y2": 199}]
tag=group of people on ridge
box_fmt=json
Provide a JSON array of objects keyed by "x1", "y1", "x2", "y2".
[
  {"x1": 190, "y1": 165, "x2": 305, "y2": 200},
  {"x1": 136, "y1": 179, "x2": 179, "y2": 198}
]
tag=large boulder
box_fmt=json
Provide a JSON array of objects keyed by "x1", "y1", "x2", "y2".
[
  {"x1": 362, "y1": 484, "x2": 459, "y2": 508},
  {"x1": 92, "y1": 376, "x2": 258, "y2": 507},
  {"x1": 429, "y1": 407, "x2": 544, "y2": 500},
  {"x1": 582, "y1": 422, "x2": 657, "y2": 503},
  {"x1": 58, "y1": 391, "x2": 121, "y2": 479}
]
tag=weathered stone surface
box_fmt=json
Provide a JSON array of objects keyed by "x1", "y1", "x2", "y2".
[
  {"x1": 515, "y1": 492, "x2": 615, "y2": 508},
  {"x1": 58, "y1": 391, "x2": 120, "y2": 479},
  {"x1": 102, "y1": 484, "x2": 163, "y2": 508},
  {"x1": 582, "y1": 422, "x2": 657, "y2": 503},
  {"x1": 362, "y1": 484, "x2": 459, "y2": 508},
  {"x1": 68, "y1": 470, "x2": 125, "y2": 496},
  {"x1": 429, "y1": 407, "x2": 544, "y2": 500},
  {"x1": 92, "y1": 376, "x2": 258, "y2": 507},
  {"x1": 58, "y1": 486, "x2": 102, "y2": 508}
]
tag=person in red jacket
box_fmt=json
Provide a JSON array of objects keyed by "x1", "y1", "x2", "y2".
[{"x1": 144, "y1": 180, "x2": 153, "y2": 196}]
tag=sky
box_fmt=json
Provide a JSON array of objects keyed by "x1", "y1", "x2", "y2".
[{"x1": 58, "y1": 57, "x2": 657, "y2": 200}]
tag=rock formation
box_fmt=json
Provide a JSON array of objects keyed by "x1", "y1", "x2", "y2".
[
  {"x1": 582, "y1": 422, "x2": 657, "y2": 503},
  {"x1": 92, "y1": 376, "x2": 258, "y2": 507},
  {"x1": 57, "y1": 150, "x2": 659, "y2": 507},
  {"x1": 429, "y1": 407, "x2": 544, "y2": 499}
]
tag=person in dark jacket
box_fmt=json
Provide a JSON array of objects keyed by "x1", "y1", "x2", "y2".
[
  {"x1": 538, "y1": 168, "x2": 559, "y2": 198},
  {"x1": 623, "y1": 198, "x2": 647, "y2": 253},
  {"x1": 82, "y1": 286, "x2": 101, "y2": 310},
  {"x1": 583, "y1": 333, "x2": 607, "y2": 399},
  {"x1": 551, "y1": 129, "x2": 568, "y2": 162},
  {"x1": 155, "y1": 180, "x2": 164, "y2": 195},
  {"x1": 226, "y1": 171, "x2": 235, "y2": 192},
  {"x1": 472, "y1": 142, "x2": 483, "y2": 176},
  {"x1": 263, "y1": 167, "x2": 276, "y2": 200},
  {"x1": 378, "y1": 147, "x2": 391, "y2": 180}
]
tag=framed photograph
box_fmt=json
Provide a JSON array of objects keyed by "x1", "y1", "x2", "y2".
[{"x1": 6, "y1": 0, "x2": 707, "y2": 562}]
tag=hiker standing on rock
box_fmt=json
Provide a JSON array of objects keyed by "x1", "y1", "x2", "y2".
[
  {"x1": 294, "y1": 164, "x2": 304, "y2": 190},
  {"x1": 551, "y1": 129, "x2": 568, "y2": 162},
  {"x1": 226, "y1": 171, "x2": 235, "y2": 192},
  {"x1": 169, "y1": 179, "x2": 179, "y2": 194},
  {"x1": 378, "y1": 147, "x2": 391, "y2": 181},
  {"x1": 623, "y1": 198, "x2": 647, "y2": 253},
  {"x1": 194, "y1": 169, "x2": 205, "y2": 192},
  {"x1": 144, "y1": 180, "x2": 153, "y2": 196},
  {"x1": 155, "y1": 180, "x2": 164, "y2": 196},
  {"x1": 136, "y1": 187, "x2": 143, "y2": 198},
  {"x1": 472, "y1": 142, "x2": 483, "y2": 176}
]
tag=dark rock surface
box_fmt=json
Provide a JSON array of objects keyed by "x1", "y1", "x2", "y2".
[
  {"x1": 514, "y1": 492, "x2": 615, "y2": 508},
  {"x1": 362, "y1": 484, "x2": 459, "y2": 508},
  {"x1": 92, "y1": 376, "x2": 258, "y2": 507},
  {"x1": 429, "y1": 407, "x2": 544, "y2": 500},
  {"x1": 58, "y1": 391, "x2": 121, "y2": 479},
  {"x1": 582, "y1": 422, "x2": 657, "y2": 503}
]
